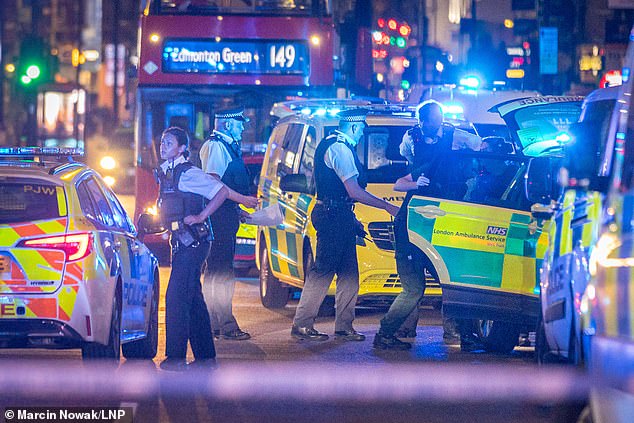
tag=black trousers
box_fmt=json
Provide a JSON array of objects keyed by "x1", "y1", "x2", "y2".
[{"x1": 165, "y1": 240, "x2": 215, "y2": 359}]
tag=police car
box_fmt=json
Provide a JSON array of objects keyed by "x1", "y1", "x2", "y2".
[
  {"x1": 531, "y1": 86, "x2": 620, "y2": 364},
  {"x1": 405, "y1": 95, "x2": 584, "y2": 353},
  {"x1": 256, "y1": 101, "x2": 443, "y2": 311},
  {"x1": 0, "y1": 148, "x2": 160, "y2": 360}
]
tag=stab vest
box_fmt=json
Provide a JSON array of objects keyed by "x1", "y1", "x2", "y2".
[
  {"x1": 400, "y1": 123, "x2": 455, "y2": 216},
  {"x1": 157, "y1": 161, "x2": 205, "y2": 226},
  {"x1": 314, "y1": 133, "x2": 366, "y2": 202}
]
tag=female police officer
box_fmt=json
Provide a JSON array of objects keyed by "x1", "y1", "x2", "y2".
[{"x1": 157, "y1": 127, "x2": 257, "y2": 371}]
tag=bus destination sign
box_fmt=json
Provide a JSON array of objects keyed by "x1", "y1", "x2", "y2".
[{"x1": 162, "y1": 39, "x2": 309, "y2": 75}]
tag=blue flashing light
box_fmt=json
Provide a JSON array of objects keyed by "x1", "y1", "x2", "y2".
[
  {"x1": 314, "y1": 108, "x2": 327, "y2": 116},
  {"x1": 300, "y1": 107, "x2": 312, "y2": 115},
  {"x1": 442, "y1": 103, "x2": 464, "y2": 116},
  {"x1": 555, "y1": 133, "x2": 572, "y2": 144},
  {"x1": 623, "y1": 67, "x2": 630, "y2": 83},
  {"x1": 0, "y1": 147, "x2": 84, "y2": 156},
  {"x1": 617, "y1": 132, "x2": 626, "y2": 140},
  {"x1": 459, "y1": 75, "x2": 480, "y2": 89},
  {"x1": 328, "y1": 108, "x2": 341, "y2": 116}
]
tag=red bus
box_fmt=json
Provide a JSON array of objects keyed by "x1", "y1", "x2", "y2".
[{"x1": 134, "y1": 0, "x2": 335, "y2": 258}]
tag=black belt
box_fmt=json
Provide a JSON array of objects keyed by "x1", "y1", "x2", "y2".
[{"x1": 316, "y1": 199, "x2": 354, "y2": 208}]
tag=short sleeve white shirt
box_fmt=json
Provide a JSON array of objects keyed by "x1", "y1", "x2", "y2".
[
  {"x1": 160, "y1": 156, "x2": 223, "y2": 200},
  {"x1": 199, "y1": 130, "x2": 234, "y2": 178},
  {"x1": 323, "y1": 132, "x2": 359, "y2": 183}
]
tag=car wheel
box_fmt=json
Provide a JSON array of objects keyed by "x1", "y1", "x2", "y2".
[
  {"x1": 82, "y1": 282, "x2": 122, "y2": 361},
  {"x1": 122, "y1": 274, "x2": 159, "y2": 359},
  {"x1": 477, "y1": 320, "x2": 520, "y2": 354},
  {"x1": 259, "y1": 242, "x2": 289, "y2": 309}
]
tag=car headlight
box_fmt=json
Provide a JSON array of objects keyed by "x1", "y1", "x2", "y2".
[{"x1": 100, "y1": 156, "x2": 116, "y2": 170}]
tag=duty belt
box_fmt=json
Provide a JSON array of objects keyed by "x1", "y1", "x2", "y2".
[{"x1": 316, "y1": 198, "x2": 354, "y2": 211}]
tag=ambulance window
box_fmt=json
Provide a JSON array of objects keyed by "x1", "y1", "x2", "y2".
[
  {"x1": 298, "y1": 126, "x2": 317, "y2": 192},
  {"x1": 361, "y1": 125, "x2": 410, "y2": 183},
  {"x1": 277, "y1": 123, "x2": 305, "y2": 177},
  {"x1": 264, "y1": 123, "x2": 288, "y2": 179}
]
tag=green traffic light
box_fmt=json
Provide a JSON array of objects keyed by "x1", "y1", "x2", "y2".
[
  {"x1": 396, "y1": 37, "x2": 406, "y2": 48},
  {"x1": 20, "y1": 75, "x2": 32, "y2": 85},
  {"x1": 401, "y1": 80, "x2": 410, "y2": 89},
  {"x1": 26, "y1": 65, "x2": 41, "y2": 79}
]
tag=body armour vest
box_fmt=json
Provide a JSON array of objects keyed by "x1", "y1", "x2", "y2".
[
  {"x1": 314, "y1": 133, "x2": 367, "y2": 202},
  {"x1": 210, "y1": 135, "x2": 252, "y2": 208},
  {"x1": 399, "y1": 123, "x2": 455, "y2": 217},
  {"x1": 157, "y1": 161, "x2": 206, "y2": 226}
]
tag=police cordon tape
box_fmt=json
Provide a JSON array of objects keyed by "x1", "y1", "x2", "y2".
[{"x1": 0, "y1": 360, "x2": 589, "y2": 403}]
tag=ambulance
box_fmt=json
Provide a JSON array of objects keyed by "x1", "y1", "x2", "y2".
[
  {"x1": 405, "y1": 95, "x2": 584, "y2": 353},
  {"x1": 255, "y1": 102, "x2": 443, "y2": 311}
]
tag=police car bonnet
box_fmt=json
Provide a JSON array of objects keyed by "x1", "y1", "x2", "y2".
[{"x1": 215, "y1": 107, "x2": 250, "y2": 122}]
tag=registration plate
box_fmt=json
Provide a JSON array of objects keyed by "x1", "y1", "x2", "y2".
[{"x1": 0, "y1": 256, "x2": 10, "y2": 273}]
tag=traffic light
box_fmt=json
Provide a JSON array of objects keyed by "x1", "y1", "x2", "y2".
[{"x1": 17, "y1": 37, "x2": 51, "y2": 89}]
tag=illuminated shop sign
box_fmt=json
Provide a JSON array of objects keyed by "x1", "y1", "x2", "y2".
[{"x1": 162, "y1": 39, "x2": 309, "y2": 75}]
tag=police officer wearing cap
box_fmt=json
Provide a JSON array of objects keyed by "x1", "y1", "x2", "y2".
[
  {"x1": 291, "y1": 109, "x2": 400, "y2": 341},
  {"x1": 157, "y1": 127, "x2": 257, "y2": 371},
  {"x1": 374, "y1": 100, "x2": 481, "y2": 350},
  {"x1": 199, "y1": 107, "x2": 254, "y2": 341}
]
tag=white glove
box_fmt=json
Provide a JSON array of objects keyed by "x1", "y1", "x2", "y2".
[{"x1": 416, "y1": 175, "x2": 430, "y2": 187}]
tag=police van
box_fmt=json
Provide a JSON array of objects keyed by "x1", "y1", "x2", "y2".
[
  {"x1": 530, "y1": 86, "x2": 620, "y2": 364},
  {"x1": 529, "y1": 25, "x2": 634, "y2": 423},
  {"x1": 404, "y1": 95, "x2": 584, "y2": 353},
  {"x1": 255, "y1": 102, "x2": 444, "y2": 310}
]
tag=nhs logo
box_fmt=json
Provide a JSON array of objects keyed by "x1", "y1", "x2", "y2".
[{"x1": 486, "y1": 226, "x2": 508, "y2": 236}]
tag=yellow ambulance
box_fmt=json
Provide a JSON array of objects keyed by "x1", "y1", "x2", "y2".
[
  {"x1": 404, "y1": 95, "x2": 584, "y2": 353},
  {"x1": 255, "y1": 101, "x2": 443, "y2": 310}
]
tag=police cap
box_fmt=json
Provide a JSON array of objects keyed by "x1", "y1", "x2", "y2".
[
  {"x1": 337, "y1": 109, "x2": 368, "y2": 123},
  {"x1": 215, "y1": 107, "x2": 250, "y2": 122}
]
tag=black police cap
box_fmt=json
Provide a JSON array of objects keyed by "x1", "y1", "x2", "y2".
[{"x1": 215, "y1": 107, "x2": 250, "y2": 122}]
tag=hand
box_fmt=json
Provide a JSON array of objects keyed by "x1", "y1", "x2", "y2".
[
  {"x1": 239, "y1": 208, "x2": 251, "y2": 223},
  {"x1": 416, "y1": 175, "x2": 430, "y2": 187},
  {"x1": 183, "y1": 214, "x2": 202, "y2": 225},
  {"x1": 241, "y1": 195, "x2": 259, "y2": 209},
  {"x1": 385, "y1": 203, "x2": 400, "y2": 217}
]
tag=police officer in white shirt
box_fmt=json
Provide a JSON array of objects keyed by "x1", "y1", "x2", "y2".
[
  {"x1": 199, "y1": 107, "x2": 254, "y2": 341},
  {"x1": 291, "y1": 109, "x2": 399, "y2": 341}
]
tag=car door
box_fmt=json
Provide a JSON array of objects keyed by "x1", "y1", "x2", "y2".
[
  {"x1": 406, "y1": 153, "x2": 545, "y2": 312},
  {"x1": 78, "y1": 176, "x2": 138, "y2": 333},
  {"x1": 272, "y1": 122, "x2": 308, "y2": 282},
  {"x1": 102, "y1": 184, "x2": 154, "y2": 338}
]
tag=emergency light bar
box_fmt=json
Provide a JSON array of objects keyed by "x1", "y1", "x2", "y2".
[{"x1": 0, "y1": 147, "x2": 84, "y2": 157}]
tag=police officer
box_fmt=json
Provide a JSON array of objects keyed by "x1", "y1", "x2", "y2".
[
  {"x1": 157, "y1": 127, "x2": 257, "y2": 371},
  {"x1": 374, "y1": 100, "x2": 482, "y2": 350},
  {"x1": 199, "y1": 107, "x2": 253, "y2": 341},
  {"x1": 291, "y1": 109, "x2": 399, "y2": 341}
]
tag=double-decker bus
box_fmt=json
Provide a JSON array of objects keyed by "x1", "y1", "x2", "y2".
[{"x1": 135, "y1": 0, "x2": 335, "y2": 258}]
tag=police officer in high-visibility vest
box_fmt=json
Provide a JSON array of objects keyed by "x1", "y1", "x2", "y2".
[
  {"x1": 157, "y1": 126, "x2": 257, "y2": 371},
  {"x1": 291, "y1": 109, "x2": 400, "y2": 341},
  {"x1": 374, "y1": 100, "x2": 481, "y2": 350},
  {"x1": 199, "y1": 107, "x2": 254, "y2": 341}
]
